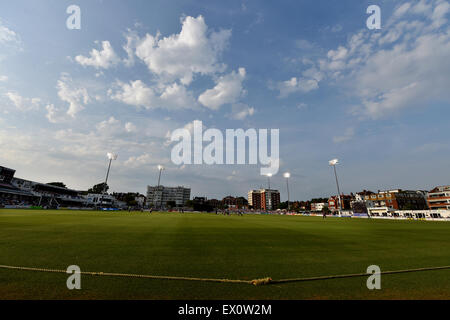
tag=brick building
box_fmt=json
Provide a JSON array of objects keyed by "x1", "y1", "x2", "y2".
[
  {"x1": 363, "y1": 189, "x2": 427, "y2": 210},
  {"x1": 222, "y1": 196, "x2": 248, "y2": 209},
  {"x1": 328, "y1": 194, "x2": 353, "y2": 211},
  {"x1": 248, "y1": 189, "x2": 280, "y2": 210}
]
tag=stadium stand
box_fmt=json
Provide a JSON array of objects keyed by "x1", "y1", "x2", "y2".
[
  {"x1": 0, "y1": 165, "x2": 88, "y2": 209},
  {"x1": 0, "y1": 166, "x2": 37, "y2": 207}
]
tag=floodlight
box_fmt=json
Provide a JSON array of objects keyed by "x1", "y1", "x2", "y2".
[
  {"x1": 329, "y1": 158, "x2": 338, "y2": 166},
  {"x1": 107, "y1": 153, "x2": 118, "y2": 160},
  {"x1": 284, "y1": 172, "x2": 291, "y2": 178}
]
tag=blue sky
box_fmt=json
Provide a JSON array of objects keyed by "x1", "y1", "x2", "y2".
[{"x1": 0, "y1": 0, "x2": 449, "y2": 200}]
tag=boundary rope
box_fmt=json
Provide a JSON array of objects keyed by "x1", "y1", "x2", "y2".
[{"x1": 1, "y1": 264, "x2": 449, "y2": 286}]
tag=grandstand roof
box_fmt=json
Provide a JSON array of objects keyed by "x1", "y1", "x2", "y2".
[{"x1": 0, "y1": 186, "x2": 35, "y2": 197}]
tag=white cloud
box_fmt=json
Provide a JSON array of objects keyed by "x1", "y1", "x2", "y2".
[
  {"x1": 198, "y1": 68, "x2": 246, "y2": 110},
  {"x1": 95, "y1": 116, "x2": 141, "y2": 138},
  {"x1": 110, "y1": 80, "x2": 156, "y2": 109},
  {"x1": 276, "y1": 77, "x2": 319, "y2": 98},
  {"x1": 394, "y1": 3, "x2": 411, "y2": 17},
  {"x1": 229, "y1": 103, "x2": 255, "y2": 120},
  {"x1": 57, "y1": 73, "x2": 90, "y2": 117},
  {"x1": 327, "y1": 46, "x2": 348, "y2": 61},
  {"x1": 431, "y1": 0, "x2": 450, "y2": 29},
  {"x1": 295, "y1": 39, "x2": 315, "y2": 50},
  {"x1": 110, "y1": 79, "x2": 197, "y2": 110},
  {"x1": 289, "y1": 0, "x2": 450, "y2": 118},
  {"x1": 331, "y1": 24, "x2": 343, "y2": 33},
  {"x1": 75, "y1": 41, "x2": 120, "y2": 69},
  {"x1": 124, "y1": 154, "x2": 153, "y2": 168},
  {"x1": 123, "y1": 30, "x2": 139, "y2": 67},
  {"x1": 135, "y1": 15, "x2": 231, "y2": 84},
  {"x1": 45, "y1": 104, "x2": 67, "y2": 123},
  {"x1": 411, "y1": 0, "x2": 432, "y2": 15},
  {"x1": 301, "y1": 67, "x2": 324, "y2": 82},
  {"x1": 378, "y1": 28, "x2": 402, "y2": 45},
  {"x1": 0, "y1": 113, "x2": 176, "y2": 192},
  {"x1": 102, "y1": 16, "x2": 242, "y2": 114},
  {"x1": 0, "y1": 75, "x2": 8, "y2": 82},
  {"x1": 5, "y1": 92, "x2": 40, "y2": 111},
  {"x1": 0, "y1": 21, "x2": 21, "y2": 47},
  {"x1": 159, "y1": 82, "x2": 198, "y2": 110},
  {"x1": 96, "y1": 116, "x2": 120, "y2": 133},
  {"x1": 355, "y1": 31, "x2": 450, "y2": 118},
  {"x1": 333, "y1": 127, "x2": 355, "y2": 143},
  {"x1": 125, "y1": 122, "x2": 137, "y2": 133}
]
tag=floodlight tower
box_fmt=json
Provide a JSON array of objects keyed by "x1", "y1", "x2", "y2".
[
  {"x1": 102, "y1": 153, "x2": 117, "y2": 208},
  {"x1": 266, "y1": 173, "x2": 272, "y2": 189},
  {"x1": 329, "y1": 158, "x2": 342, "y2": 215},
  {"x1": 156, "y1": 165, "x2": 165, "y2": 209},
  {"x1": 157, "y1": 165, "x2": 164, "y2": 187},
  {"x1": 284, "y1": 172, "x2": 291, "y2": 211}
]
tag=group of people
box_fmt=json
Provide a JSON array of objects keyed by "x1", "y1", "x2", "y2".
[{"x1": 215, "y1": 208, "x2": 244, "y2": 216}]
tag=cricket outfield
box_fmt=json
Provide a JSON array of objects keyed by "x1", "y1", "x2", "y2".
[{"x1": 0, "y1": 209, "x2": 449, "y2": 299}]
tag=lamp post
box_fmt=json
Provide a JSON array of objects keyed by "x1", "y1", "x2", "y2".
[
  {"x1": 328, "y1": 158, "x2": 342, "y2": 215},
  {"x1": 266, "y1": 173, "x2": 272, "y2": 189},
  {"x1": 284, "y1": 172, "x2": 291, "y2": 212},
  {"x1": 102, "y1": 153, "x2": 117, "y2": 209}
]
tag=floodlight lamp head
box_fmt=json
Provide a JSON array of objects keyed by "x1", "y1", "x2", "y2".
[
  {"x1": 329, "y1": 159, "x2": 339, "y2": 166},
  {"x1": 284, "y1": 172, "x2": 291, "y2": 178},
  {"x1": 158, "y1": 165, "x2": 164, "y2": 171},
  {"x1": 107, "y1": 153, "x2": 118, "y2": 160},
  {"x1": 266, "y1": 173, "x2": 272, "y2": 177}
]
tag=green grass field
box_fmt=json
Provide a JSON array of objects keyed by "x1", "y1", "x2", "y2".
[{"x1": 1, "y1": 209, "x2": 449, "y2": 299}]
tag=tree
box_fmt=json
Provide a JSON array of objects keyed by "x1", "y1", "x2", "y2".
[
  {"x1": 277, "y1": 201, "x2": 288, "y2": 210},
  {"x1": 88, "y1": 182, "x2": 109, "y2": 194},
  {"x1": 47, "y1": 182, "x2": 67, "y2": 188},
  {"x1": 123, "y1": 193, "x2": 138, "y2": 206},
  {"x1": 322, "y1": 205, "x2": 330, "y2": 215},
  {"x1": 185, "y1": 200, "x2": 194, "y2": 208},
  {"x1": 166, "y1": 201, "x2": 176, "y2": 209}
]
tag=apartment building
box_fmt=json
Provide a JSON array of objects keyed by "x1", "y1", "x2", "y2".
[
  {"x1": 248, "y1": 189, "x2": 280, "y2": 210},
  {"x1": 427, "y1": 186, "x2": 450, "y2": 210},
  {"x1": 147, "y1": 185, "x2": 191, "y2": 207}
]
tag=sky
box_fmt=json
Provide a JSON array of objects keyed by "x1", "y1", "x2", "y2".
[{"x1": 0, "y1": 0, "x2": 449, "y2": 201}]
